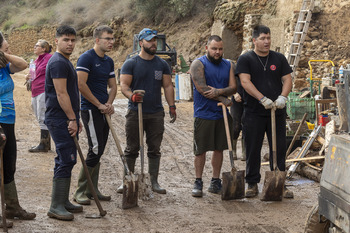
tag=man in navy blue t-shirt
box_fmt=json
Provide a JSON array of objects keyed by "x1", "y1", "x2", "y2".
[
  {"x1": 45, "y1": 25, "x2": 83, "y2": 221},
  {"x1": 73, "y1": 25, "x2": 117, "y2": 205},
  {"x1": 117, "y1": 28, "x2": 176, "y2": 195}
]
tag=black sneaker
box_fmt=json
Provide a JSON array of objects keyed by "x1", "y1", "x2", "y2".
[
  {"x1": 245, "y1": 183, "x2": 258, "y2": 198},
  {"x1": 208, "y1": 178, "x2": 222, "y2": 194},
  {"x1": 192, "y1": 180, "x2": 203, "y2": 197}
]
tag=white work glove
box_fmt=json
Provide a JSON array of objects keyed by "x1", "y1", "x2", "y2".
[
  {"x1": 260, "y1": 96, "x2": 274, "y2": 109},
  {"x1": 274, "y1": 95, "x2": 288, "y2": 109}
]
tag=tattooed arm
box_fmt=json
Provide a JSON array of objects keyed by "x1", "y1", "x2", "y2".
[{"x1": 189, "y1": 59, "x2": 233, "y2": 106}]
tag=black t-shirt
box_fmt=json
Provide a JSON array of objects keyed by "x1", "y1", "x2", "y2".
[
  {"x1": 45, "y1": 52, "x2": 80, "y2": 120},
  {"x1": 235, "y1": 50, "x2": 292, "y2": 116}
]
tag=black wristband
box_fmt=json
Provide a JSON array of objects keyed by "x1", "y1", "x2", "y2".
[
  {"x1": 169, "y1": 105, "x2": 176, "y2": 109},
  {"x1": 68, "y1": 119, "x2": 76, "y2": 122}
]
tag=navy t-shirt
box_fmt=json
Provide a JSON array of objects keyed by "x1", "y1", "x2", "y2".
[
  {"x1": 76, "y1": 49, "x2": 115, "y2": 110},
  {"x1": 121, "y1": 55, "x2": 171, "y2": 113},
  {"x1": 45, "y1": 52, "x2": 80, "y2": 120},
  {"x1": 235, "y1": 50, "x2": 292, "y2": 116}
]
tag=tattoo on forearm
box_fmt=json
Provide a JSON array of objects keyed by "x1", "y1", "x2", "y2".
[{"x1": 190, "y1": 60, "x2": 210, "y2": 93}]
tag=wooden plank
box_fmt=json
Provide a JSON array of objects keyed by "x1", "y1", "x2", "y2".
[
  {"x1": 300, "y1": 90, "x2": 311, "y2": 98},
  {"x1": 261, "y1": 155, "x2": 324, "y2": 166}
]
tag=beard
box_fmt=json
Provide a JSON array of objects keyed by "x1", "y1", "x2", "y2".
[
  {"x1": 207, "y1": 53, "x2": 222, "y2": 65},
  {"x1": 143, "y1": 45, "x2": 156, "y2": 55}
]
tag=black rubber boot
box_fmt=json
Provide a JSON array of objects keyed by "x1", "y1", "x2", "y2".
[
  {"x1": 85, "y1": 162, "x2": 111, "y2": 201},
  {"x1": 116, "y1": 157, "x2": 136, "y2": 194},
  {"x1": 149, "y1": 157, "x2": 166, "y2": 194},
  {"x1": 47, "y1": 178, "x2": 74, "y2": 221},
  {"x1": 4, "y1": 180, "x2": 36, "y2": 220},
  {"x1": 73, "y1": 166, "x2": 94, "y2": 205},
  {"x1": 28, "y1": 129, "x2": 51, "y2": 152}
]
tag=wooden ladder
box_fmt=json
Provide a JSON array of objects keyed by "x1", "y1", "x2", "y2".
[{"x1": 287, "y1": 0, "x2": 315, "y2": 78}]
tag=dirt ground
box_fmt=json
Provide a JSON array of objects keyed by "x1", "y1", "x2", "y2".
[{"x1": 8, "y1": 71, "x2": 320, "y2": 233}]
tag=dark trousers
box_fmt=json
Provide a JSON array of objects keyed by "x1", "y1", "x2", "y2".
[
  {"x1": 81, "y1": 110, "x2": 109, "y2": 167},
  {"x1": 242, "y1": 111, "x2": 286, "y2": 184},
  {"x1": 0, "y1": 123, "x2": 17, "y2": 184},
  {"x1": 124, "y1": 110, "x2": 165, "y2": 159},
  {"x1": 46, "y1": 119, "x2": 77, "y2": 178},
  {"x1": 230, "y1": 98, "x2": 244, "y2": 140}
]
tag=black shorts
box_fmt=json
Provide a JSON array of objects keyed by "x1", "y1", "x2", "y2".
[{"x1": 193, "y1": 116, "x2": 233, "y2": 155}]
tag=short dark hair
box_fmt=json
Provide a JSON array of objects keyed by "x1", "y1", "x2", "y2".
[
  {"x1": 56, "y1": 25, "x2": 76, "y2": 38},
  {"x1": 252, "y1": 25, "x2": 270, "y2": 39},
  {"x1": 93, "y1": 25, "x2": 113, "y2": 39},
  {"x1": 0, "y1": 31, "x2": 4, "y2": 48},
  {"x1": 207, "y1": 35, "x2": 222, "y2": 45}
]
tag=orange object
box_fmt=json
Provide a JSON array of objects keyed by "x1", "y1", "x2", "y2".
[{"x1": 318, "y1": 115, "x2": 329, "y2": 126}]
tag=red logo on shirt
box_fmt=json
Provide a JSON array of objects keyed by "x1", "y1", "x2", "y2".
[{"x1": 270, "y1": 65, "x2": 276, "y2": 71}]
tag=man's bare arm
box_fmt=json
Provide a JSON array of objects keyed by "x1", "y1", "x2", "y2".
[
  {"x1": 120, "y1": 74, "x2": 134, "y2": 100},
  {"x1": 190, "y1": 59, "x2": 232, "y2": 106},
  {"x1": 239, "y1": 73, "x2": 264, "y2": 101},
  {"x1": 281, "y1": 73, "x2": 292, "y2": 97}
]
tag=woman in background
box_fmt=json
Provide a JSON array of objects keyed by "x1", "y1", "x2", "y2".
[{"x1": 27, "y1": 39, "x2": 53, "y2": 152}]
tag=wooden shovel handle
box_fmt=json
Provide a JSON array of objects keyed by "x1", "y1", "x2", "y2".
[
  {"x1": 74, "y1": 136, "x2": 107, "y2": 217},
  {"x1": 271, "y1": 107, "x2": 278, "y2": 170},
  {"x1": 218, "y1": 103, "x2": 234, "y2": 168},
  {"x1": 137, "y1": 101, "x2": 144, "y2": 175}
]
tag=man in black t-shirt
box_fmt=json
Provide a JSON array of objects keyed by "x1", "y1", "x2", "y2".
[
  {"x1": 235, "y1": 25, "x2": 293, "y2": 199},
  {"x1": 45, "y1": 25, "x2": 83, "y2": 221}
]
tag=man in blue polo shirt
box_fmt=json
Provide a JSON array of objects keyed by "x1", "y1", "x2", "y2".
[{"x1": 73, "y1": 25, "x2": 117, "y2": 205}]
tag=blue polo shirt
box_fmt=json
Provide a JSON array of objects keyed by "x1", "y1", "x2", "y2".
[{"x1": 76, "y1": 49, "x2": 115, "y2": 110}]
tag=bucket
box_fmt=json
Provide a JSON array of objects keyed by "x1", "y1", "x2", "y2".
[
  {"x1": 318, "y1": 114, "x2": 329, "y2": 126},
  {"x1": 175, "y1": 74, "x2": 180, "y2": 101},
  {"x1": 179, "y1": 73, "x2": 192, "y2": 100}
]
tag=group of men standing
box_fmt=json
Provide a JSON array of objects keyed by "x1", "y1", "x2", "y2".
[
  {"x1": 45, "y1": 25, "x2": 176, "y2": 221},
  {"x1": 190, "y1": 25, "x2": 293, "y2": 199},
  {"x1": 35, "y1": 23, "x2": 292, "y2": 222}
]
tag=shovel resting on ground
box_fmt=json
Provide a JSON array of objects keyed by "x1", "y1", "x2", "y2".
[
  {"x1": 218, "y1": 103, "x2": 245, "y2": 200},
  {"x1": 134, "y1": 90, "x2": 153, "y2": 200},
  {"x1": 261, "y1": 107, "x2": 286, "y2": 201},
  {"x1": 105, "y1": 114, "x2": 138, "y2": 209}
]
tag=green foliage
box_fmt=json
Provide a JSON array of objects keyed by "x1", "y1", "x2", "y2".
[
  {"x1": 169, "y1": 0, "x2": 195, "y2": 17},
  {"x1": 18, "y1": 24, "x2": 32, "y2": 30},
  {"x1": 3, "y1": 20, "x2": 13, "y2": 31}
]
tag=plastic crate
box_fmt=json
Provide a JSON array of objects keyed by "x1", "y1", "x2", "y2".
[{"x1": 286, "y1": 92, "x2": 315, "y2": 121}]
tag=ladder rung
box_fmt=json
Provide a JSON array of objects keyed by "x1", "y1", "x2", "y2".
[
  {"x1": 295, "y1": 32, "x2": 304, "y2": 34},
  {"x1": 289, "y1": 54, "x2": 298, "y2": 57},
  {"x1": 292, "y1": 43, "x2": 302, "y2": 45},
  {"x1": 297, "y1": 21, "x2": 308, "y2": 24},
  {"x1": 300, "y1": 10, "x2": 309, "y2": 13}
]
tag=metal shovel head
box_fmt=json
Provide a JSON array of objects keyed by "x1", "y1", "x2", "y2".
[
  {"x1": 122, "y1": 174, "x2": 139, "y2": 209},
  {"x1": 221, "y1": 167, "x2": 245, "y2": 200},
  {"x1": 261, "y1": 170, "x2": 286, "y2": 201},
  {"x1": 138, "y1": 173, "x2": 153, "y2": 200}
]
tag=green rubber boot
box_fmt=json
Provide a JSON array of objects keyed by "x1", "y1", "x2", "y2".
[
  {"x1": 64, "y1": 179, "x2": 83, "y2": 213},
  {"x1": 4, "y1": 180, "x2": 36, "y2": 220},
  {"x1": 149, "y1": 157, "x2": 166, "y2": 194},
  {"x1": 28, "y1": 129, "x2": 51, "y2": 152},
  {"x1": 73, "y1": 166, "x2": 94, "y2": 205},
  {"x1": 85, "y1": 162, "x2": 111, "y2": 201},
  {"x1": 116, "y1": 157, "x2": 136, "y2": 194},
  {"x1": 47, "y1": 178, "x2": 74, "y2": 221}
]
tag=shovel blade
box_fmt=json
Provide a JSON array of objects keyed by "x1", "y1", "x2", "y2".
[
  {"x1": 221, "y1": 168, "x2": 245, "y2": 200},
  {"x1": 138, "y1": 173, "x2": 153, "y2": 200},
  {"x1": 122, "y1": 174, "x2": 139, "y2": 209},
  {"x1": 261, "y1": 170, "x2": 286, "y2": 201}
]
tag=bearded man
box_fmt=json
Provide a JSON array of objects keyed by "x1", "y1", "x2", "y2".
[
  {"x1": 189, "y1": 35, "x2": 236, "y2": 197},
  {"x1": 117, "y1": 28, "x2": 176, "y2": 194}
]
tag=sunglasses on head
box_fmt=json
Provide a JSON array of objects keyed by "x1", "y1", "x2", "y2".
[{"x1": 143, "y1": 30, "x2": 157, "y2": 36}]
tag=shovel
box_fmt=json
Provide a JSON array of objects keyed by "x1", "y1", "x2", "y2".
[
  {"x1": 261, "y1": 107, "x2": 286, "y2": 201},
  {"x1": 134, "y1": 90, "x2": 153, "y2": 200},
  {"x1": 105, "y1": 114, "x2": 138, "y2": 209},
  {"x1": 0, "y1": 130, "x2": 10, "y2": 231},
  {"x1": 73, "y1": 136, "x2": 107, "y2": 218},
  {"x1": 218, "y1": 103, "x2": 245, "y2": 200}
]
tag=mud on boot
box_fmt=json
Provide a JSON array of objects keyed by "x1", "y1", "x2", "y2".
[
  {"x1": 28, "y1": 129, "x2": 51, "y2": 153},
  {"x1": 4, "y1": 181, "x2": 36, "y2": 220},
  {"x1": 85, "y1": 163, "x2": 111, "y2": 201},
  {"x1": 245, "y1": 183, "x2": 258, "y2": 198},
  {"x1": 149, "y1": 157, "x2": 166, "y2": 194},
  {"x1": 192, "y1": 179, "x2": 203, "y2": 197},
  {"x1": 48, "y1": 178, "x2": 74, "y2": 221},
  {"x1": 208, "y1": 178, "x2": 222, "y2": 194}
]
